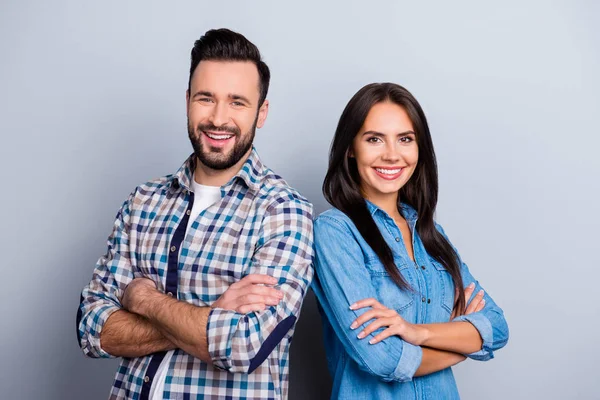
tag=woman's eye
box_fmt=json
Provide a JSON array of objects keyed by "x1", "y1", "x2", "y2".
[
  {"x1": 400, "y1": 136, "x2": 414, "y2": 143},
  {"x1": 367, "y1": 137, "x2": 382, "y2": 143}
]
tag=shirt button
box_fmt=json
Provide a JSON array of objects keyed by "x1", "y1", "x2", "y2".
[
  {"x1": 427, "y1": 298, "x2": 431, "y2": 304},
  {"x1": 167, "y1": 292, "x2": 173, "y2": 297},
  {"x1": 422, "y1": 297, "x2": 426, "y2": 302},
  {"x1": 395, "y1": 237, "x2": 400, "y2": 242},
  {"x1": 421, "y1": 266, "x2": 426, "y2": 270},
  {"x1": 144, "y1": 376, "x2": 150, "y2": 383},
  {"x1": 186, "y1": 209, "x2": 191, "y2": 216},
  {"x1": 170, "y1": 245, "x2": 177, "y2": 252}
]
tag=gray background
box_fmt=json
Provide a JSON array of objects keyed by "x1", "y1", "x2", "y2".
[{"x1": 1, "y1": 1, "x2": 598, "y2": 399}]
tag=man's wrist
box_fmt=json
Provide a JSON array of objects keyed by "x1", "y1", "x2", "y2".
[{"x1": 131, "y1": 285, "x2": 163, "y2": 317}]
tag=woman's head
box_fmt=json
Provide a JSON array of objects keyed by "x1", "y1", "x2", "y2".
[
  {"x1": 325, "y1": 83, "x2": 438, "y2": 214},
  {"x1": 323, "y1": 83, "x2": 465, "y2": 314}
]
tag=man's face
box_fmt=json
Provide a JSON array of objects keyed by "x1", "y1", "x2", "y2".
[{"x1": 187, "y1": 60, "x2": 268, "y2": 170}]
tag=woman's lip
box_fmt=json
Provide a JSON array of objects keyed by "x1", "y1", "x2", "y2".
[{"x1": 372, "y1": 167, "x2": 403, "y2": 180}]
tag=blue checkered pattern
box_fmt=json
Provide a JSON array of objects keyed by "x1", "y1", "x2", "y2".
[{"x1": 77, "y1": 148, "x2": 314, "y2": 399}]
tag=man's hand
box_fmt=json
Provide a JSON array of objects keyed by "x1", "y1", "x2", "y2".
[
  {"x1": 121, "y1": 277, "x2": 157, "y2": 314},
  {"x1": 212, "y1": 274, "x2": 283, "y2": 313}
]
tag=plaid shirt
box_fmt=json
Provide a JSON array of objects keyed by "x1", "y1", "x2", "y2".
[{"x1": 77, "y1": 148, "x2": 314, "y2": 400}]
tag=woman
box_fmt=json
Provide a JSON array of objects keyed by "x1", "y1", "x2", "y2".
[{"x1": 312, "y1": 83, "x2": 509, "y2": 399}]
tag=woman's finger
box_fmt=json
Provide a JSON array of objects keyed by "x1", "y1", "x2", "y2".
[
  {"x1": 475, "y1": 299, "x2": 486, "y2": 312},
  {"x1": 465, "y1": 289, "x2": 485, "y2": 314},
  {"x1": 350, "y1": 309, "x2": 393, "y2": 329},
  {"x1": 463, "y1": 283, "x2": 475, "y2": 309},
  {"x1": 350, "y1": 298, "x2": 386, "y2": 310},
  {"x1": 357, "y1": 317, "x2": 397, "y2": 339},
  {"x1": 369, "y1": 326, "x2": 399, "y2": 344}
]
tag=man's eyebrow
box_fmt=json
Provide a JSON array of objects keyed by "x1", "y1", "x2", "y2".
[
  {"x1": 229, "y1": 94, "x2": 251, "y2": 104},
  {"x1": 192, "y1": 90, "x2": 213, "y2": 99}
]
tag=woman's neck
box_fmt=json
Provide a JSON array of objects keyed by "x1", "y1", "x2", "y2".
[{"x1": 365, "y1": 192, "x2": 402, "y2": 220}]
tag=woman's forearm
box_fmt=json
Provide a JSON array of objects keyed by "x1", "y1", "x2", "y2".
[
  {"x1": 414, "y1": 347, "x2": 466, "y2": 376},
  {"x1": 420, "y1": 321, "x2": 483, "y2": 354}
]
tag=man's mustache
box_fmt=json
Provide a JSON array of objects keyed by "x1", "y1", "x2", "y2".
[{"x1": 197, "y1": 123, "x2": 240, "y2": 136}]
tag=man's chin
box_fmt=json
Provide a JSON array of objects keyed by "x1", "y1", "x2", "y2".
[{"x1": 196, "y1": 151, "x2": 237, "y2": 170}]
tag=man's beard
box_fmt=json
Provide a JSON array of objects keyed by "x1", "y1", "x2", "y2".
[{"x1": 187, "y1": 118, "x2": 256, "y2": 170}]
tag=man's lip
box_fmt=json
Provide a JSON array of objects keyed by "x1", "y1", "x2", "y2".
[
  {"x1": 202, "y1": 130, "x2": 236, "y2": 147},
  {"x1": 202, "y1": 130, "x2": 236, "y2": 137}
]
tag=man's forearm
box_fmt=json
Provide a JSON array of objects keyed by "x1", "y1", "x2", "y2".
[
  {"x1": 133, "y1": 289, "x2": 212, "y2": 363},
  {"x1": 101, "y1": 310, "x2": 176, "y2": 357},
  {"x1": 414, "y1": 347, "x2": 466, "y2": 377}
]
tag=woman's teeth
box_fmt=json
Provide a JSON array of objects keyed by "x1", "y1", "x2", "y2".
[{"x1": 375, "y1": 168, "x2": 401, "y2": 175}]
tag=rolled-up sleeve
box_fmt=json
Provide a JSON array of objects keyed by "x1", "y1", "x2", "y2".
[
  {"x1": 312, "y1": 215, "x2": 422, "y2": 382},
  {"x1": 76, "y1": 193, "x2": 135, "y2": 358},
  {"x1": 206, "y1": 196, "x2": 314, "y2": 374},
  {"x1": 437, "y1": 223, "x2": 510, "y2": 361}
]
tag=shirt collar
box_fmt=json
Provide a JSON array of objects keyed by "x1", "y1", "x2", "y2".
[
  {"x1": 365, "y1": 199, "x2": 419, "y2": 222},
  {"x1": 169, "y1": 147, "x2": 263, "y2": 194}
]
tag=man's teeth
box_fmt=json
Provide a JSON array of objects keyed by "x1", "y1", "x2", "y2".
[
  {"x1": 375, "y1": 168, "x2": 402, "y2": 175},
  {"x1": 206, "y1": 132, "x2": 234, "y2": 140}
]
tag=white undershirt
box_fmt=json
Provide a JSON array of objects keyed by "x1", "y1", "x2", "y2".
[{"x1": 149, "y1": 179, "x2": 222, "y2": 399}]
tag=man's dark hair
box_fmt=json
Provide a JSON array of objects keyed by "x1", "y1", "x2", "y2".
[{"x1": 189, "y1": 28, "x2": 270, "y2": 106}]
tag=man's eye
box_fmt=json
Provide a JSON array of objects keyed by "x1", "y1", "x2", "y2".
[
  {"x1": 199, "y1": 98, "x2": 212, "y2": 103},
  {"x1": 232, "y1": 101, "x2": 244, "y2": 107}
]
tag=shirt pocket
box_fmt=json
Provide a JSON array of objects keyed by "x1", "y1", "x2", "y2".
[
  {"x1": 364, "y1": 256, "x2": 414, "y2": 314},
  {"x1": 431, "y1": 258, "x2": 455, "y2": 315}
]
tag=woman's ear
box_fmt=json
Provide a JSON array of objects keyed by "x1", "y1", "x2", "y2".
[{"x1": 347, "y1": 148, "x2": 355, "y2": 158}]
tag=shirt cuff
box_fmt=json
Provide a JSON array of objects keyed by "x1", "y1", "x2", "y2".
[
  {"x1": 453, "y1": 312, "x2": 494, "y2": 360},
  {"x1": 391, "y1": 341, "x2": 423, "y2": 382},
  {"x1": 206, "y1": 307, "x2": 243, "y2": 371},
  {"x1": 82, "y1": 304, "x2": 120, "y2": 358}
]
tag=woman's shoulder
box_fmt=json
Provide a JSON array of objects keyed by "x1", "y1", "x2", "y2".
[{"x1": 314, "y1": 208, "x2": 357, "y2": 234}]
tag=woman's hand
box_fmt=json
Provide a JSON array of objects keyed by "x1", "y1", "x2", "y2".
[
  {"x1": 350, "y1": 282, "x2": 486, "y2": 345},
  {"x1": 350, "y1": 298, "x2": 428, "y2": 345},
  {"x1": 451, "y1": 282, "x2": 485, "y2": 320}
]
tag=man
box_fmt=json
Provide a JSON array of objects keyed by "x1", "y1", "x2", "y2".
[{"x1": 77, "y1": 28, "x2": 314, "y2": 400}]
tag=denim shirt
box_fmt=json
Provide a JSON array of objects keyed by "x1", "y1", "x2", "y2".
[{"x1": 312, "y1": 201, "x2": 509, "y2": 400}]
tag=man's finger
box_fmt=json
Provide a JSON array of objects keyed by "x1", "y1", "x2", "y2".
[
  {"x1": 246, "y1": 285, "x2": 284, "y2": 299},
  {"x1": 237, "y1": 274, "x2": 278, "y2": 287},
  {"x1": 237, "y1": 303, "x2": 266, "y2": 314}
]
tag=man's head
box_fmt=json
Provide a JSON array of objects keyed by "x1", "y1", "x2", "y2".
[{"x1": 186, "y1": 29, "x2": 270, "y2": 171}]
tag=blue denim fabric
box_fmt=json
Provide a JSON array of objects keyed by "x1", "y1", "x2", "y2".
[{"x1": 312, "y1": 201, "x2": 509, "y2": 399}]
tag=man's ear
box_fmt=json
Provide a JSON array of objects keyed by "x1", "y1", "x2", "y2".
[
  {"x1": 256, "y1": 99, "x2": 269, "y2": 129},
  {"x1": 185, "y1": 90, "x2": 190, "y2": 115}
]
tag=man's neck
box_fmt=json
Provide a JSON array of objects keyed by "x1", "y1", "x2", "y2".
[{"x1": 193, "y1": 148, "x2": 252, "y2": 187}]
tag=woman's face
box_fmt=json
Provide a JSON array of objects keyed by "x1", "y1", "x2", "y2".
[{"x1": 351, "y1": 101, "x2": 419, "y2": 202}]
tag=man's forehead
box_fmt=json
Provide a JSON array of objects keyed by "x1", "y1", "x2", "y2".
[{"x1": 191, "y1": 60, "x2": 260, "y2": 100}]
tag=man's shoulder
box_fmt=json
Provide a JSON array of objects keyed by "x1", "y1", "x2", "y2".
[
  {"x1": 125, "y1": 175, "x2": 174, "y2": 209},
  {"x1": 255, "y1": 168, "x2": 312, "y2": 214}
]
